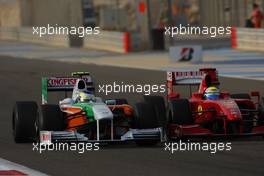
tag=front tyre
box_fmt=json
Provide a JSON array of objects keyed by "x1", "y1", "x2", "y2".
[
  {"x1": 257, "y1": 97, "x2": 264, "y2": 126},
  {"x1": 227, "y1": 121, "x2": 240, "y2": 134},
  {"x1": 38, "y1": 104, "x2": 64, "y2": 131},
  {"x1": 12, "y1": 101, "x2": 38, "y2": 143},
  {"x1": 135, "y1": 140, "x2": 160, "y2": 146},
  {"x1": 133, "y1": 102, "x2": 160, "y2": 146}
]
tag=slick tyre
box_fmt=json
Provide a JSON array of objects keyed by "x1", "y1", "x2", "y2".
[
  {"x1": 12, "y1": 101, "x2": 38, "y2": 143},
  {"x1": 168, "y1": 99, "x2": 193, "y2": 125},
  {"x1": 237, "y1": 104, "x2": 254, "y2": 133},
  {"x1": 133, "y1": 102, "x2": 159, "y2": 129},
  {"x1": 38, "y1": 104, "x2": 64, "y2": 132},
  {"x1": 144, "y1": 96, "x2": 167, "y2": 127},
  {"x1": 227, "y1": 121, "x2": 240, "y2": 134},
  {"x1": 133, "y1": 102, "x2": 159, "y2": 146},
  {"x1": 257, "y1": 97, "x2": 264, "y2": 126}
]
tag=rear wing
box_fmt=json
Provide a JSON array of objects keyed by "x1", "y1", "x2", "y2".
[
  {"x1": 167, "y1": 68, "x2": 219, "y2": 97},
  {"x1": 167, "y1": 71, "x2": 204, "y2": 85},
  {"x1": 42, "y1": 72, "x2": 94, "y2": 104}
]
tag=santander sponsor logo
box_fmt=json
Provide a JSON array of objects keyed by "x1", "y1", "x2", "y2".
[{"x1": 175, "y1": 71, "x2": 203, "y2": 78}]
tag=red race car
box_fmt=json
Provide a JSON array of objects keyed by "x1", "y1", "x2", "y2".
[{"x1": 141, "y1": 68, "x2": 264, "y2": 140}]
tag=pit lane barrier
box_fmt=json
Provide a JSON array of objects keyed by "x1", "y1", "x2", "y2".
[
  {"x1": 0, "y1": 27, "x2": 69, "y2": 47},
  {"x1": 83, "y1": 30, "x2": 141, "y2": 53},
  {"x1": 231, "y1": 27, "x2": 264, "y2": 52},
  {"x1": 165, "y1": 34, "x2": 231, "y2": 50},
  {"x1": 0, "y1": 27, "x2": 141, "y2": 53}
]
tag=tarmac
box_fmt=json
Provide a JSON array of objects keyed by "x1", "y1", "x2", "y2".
[{"x1": 0, "y1": 56, "x2": 263, "y2": 176}]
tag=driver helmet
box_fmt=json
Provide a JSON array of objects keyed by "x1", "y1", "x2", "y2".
[
  {"x1": 78, "y1": 91, "x2": 95, "y2": 103},
  {"x1": 204, "y1": 86, "x2": 220, "y2": 100}
]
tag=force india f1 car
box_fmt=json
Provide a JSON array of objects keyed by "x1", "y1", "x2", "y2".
[
  {"x1": 139, "y1": 68, "x2": 264, "y2": 139},
  {"x1": 12, "y1": 72, "x2": 163, "y2": 145}
]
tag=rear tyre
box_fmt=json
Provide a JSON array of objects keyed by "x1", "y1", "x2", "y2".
[
  {"x1": 144, "y1": 96, "x2": 167, "y2": 127},
  {"x1": 167, "y1": 99, "x2": 193, "y2": 140},
  {"x1": 227, "y1": 121, "x2": 240, "y2": 134},
  {"x1": 237, "y1": 104, "x2": 254, "y2": 133},
  {"x1": 133, "y1": 102, "x2": 160, "y2": 146},
  {"x1": 257, "y1": 97, "x2": 264, "y2": 126},
  {"x1": 12, "y1": 102, "x2": 38, "y2": 143},
  {"x1": 133, "y1": 102, "x2": 159, "y2": 129},
  {"x1": 134, "y1": 140, "x2": 160, "y2": 146},
  {"x1": 168, "y1": 99, "x2": 193, "y2": 125},
  {"x1": 38, "y1": 104, "x2": 64, "y2": 132}
]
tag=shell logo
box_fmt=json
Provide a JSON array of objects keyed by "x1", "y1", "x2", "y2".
[{"x1": 197, "y1": 105, "x2": 203, "y2": 115}]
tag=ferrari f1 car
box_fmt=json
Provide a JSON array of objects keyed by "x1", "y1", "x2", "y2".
[
  {"x1": 139, "y1": 68, "x2": 264, "y2": 139},
  {"x1": 12, "y1": 72, "x2": 163, "y2": 145}
]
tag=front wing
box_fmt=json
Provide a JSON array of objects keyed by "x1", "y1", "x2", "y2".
[
  {"x1": 168, "y1": 124, "x2": 264, "y2": 139},
  {"x1": 39, "y1": 128, "x2": 163, "y2": 144}
]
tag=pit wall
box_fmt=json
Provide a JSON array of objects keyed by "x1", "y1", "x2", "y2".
[
  {"x1": 0, "y1": 27, "x2": 141, "y2": 52},
  {"x1": 83, "y1": 30, "x2": 143, "y2": 53},
  {"x1": 231, "y1": 27, "x2": 264, "y2": 52},
  {"x1": 0, "y1": 27, "x2": 69, "y2": 47},
  {"x1": 0, "y1": 0, "x2": 21, "y2": 27}
]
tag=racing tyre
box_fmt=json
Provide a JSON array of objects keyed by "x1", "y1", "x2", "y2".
[
  {"x1": 230, "y1": 93, "x2": 251, "y2": 100},
  {"x1": 38, "y1": 104, "x2": 64, "y2": 132},
  {"x1": 133, "y1": 102, "x2": 159, "y2": 129},
  {"x1": 12, "y1": 101, "x2": 38, "y2": 143},
  {"x1": 144, "y1": 96, "x2": 167, "y2": 127},
  {"x1": 257, "y1": 97, "x2": 264, "y2": 126},
  {"x1": 237, "y1": 104, "x2": 254, "y2": 133},
  {"x1": 227, "y1": 121, "x2": 240, "y2": 134},
  {"x1": 133, "y1": 102, "x2": 160, "y2": 146},
  {"x1": 134, "y1": 140, "x2": 160, "y2": 147},
  {"x1": 168, "y1": 99, "x2": 193, "y2": 125}
]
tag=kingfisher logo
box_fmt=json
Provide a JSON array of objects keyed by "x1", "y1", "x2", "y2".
[
  {"x1": 47, "y1": 77, "x2": 92, "y2": 88},
  {"x1": 180, "y1": 48, "x2": 194, "y2": 61},
  {"x1": 48, "y1": 78, "x2": 76, "y2": 87}
]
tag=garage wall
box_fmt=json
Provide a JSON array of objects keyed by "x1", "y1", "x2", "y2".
[
  {"x1": 35, "y1": 0, "x2": 82, "y2": 26},
  {"x1": 0, "y1": 0, "x2": 21, "y2": 27},
  {"x1": 0, "y1": 0, "x2": 83, "y2": 27}
]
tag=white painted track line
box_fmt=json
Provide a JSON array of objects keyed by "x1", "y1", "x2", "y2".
[{"x1": 0, "y1": 158, "x2": 48, "y2": 176}]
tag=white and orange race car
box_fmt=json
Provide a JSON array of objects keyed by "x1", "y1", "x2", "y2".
[{"x1": 12, "y1": 72, "x2": 163, "y2": 145}]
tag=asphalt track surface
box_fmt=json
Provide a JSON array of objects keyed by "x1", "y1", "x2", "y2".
[{"x1": 0, "y1": 56, "x2": 264, "y2": 176}]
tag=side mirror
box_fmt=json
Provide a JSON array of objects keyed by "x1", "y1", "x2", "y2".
[
  {"x1": 251, "y1": 91, "x2": 260, "y2": 103},
  {"x1": 251, "y1": 91, "x2": 260, "y2": 97},
  {"x1": 105, "y1": 99, "x2": 116, "y2": 105}
]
